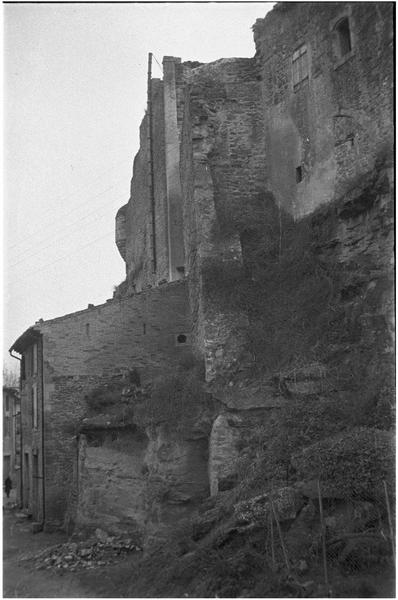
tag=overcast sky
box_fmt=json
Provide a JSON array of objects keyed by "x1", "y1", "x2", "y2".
[{"x1": 3, "y1": 1, "x2": 273, "y2": 371}]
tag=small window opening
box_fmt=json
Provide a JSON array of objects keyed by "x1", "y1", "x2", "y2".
[
  {"x1": 143, "y1": 323, "x2": 146, "y2": 335},
  {"x1": 296, "y1": 166, "x2": 303, "y2": 183},
  {"x1": 32, "y1": 385, "x2": 38, "y2": 429},
  {"x1": 177, "y1": 334, "x2": 187, "y2": 344},
  {"x1": 32, "y1": 343, "x2": 38, "y2": 375},
  {"x1": 21, "y1": 356, "x2": 26, "y2": 381},
  {"x1": 85, "y1": 323, "x2": 90, "y2": 337},
  {"x1": 336, "y1": 18, "x2": 352, "y2": 57}
]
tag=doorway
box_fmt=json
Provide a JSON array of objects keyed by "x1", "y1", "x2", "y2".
[{"x1": 23, "y1": 453, "x2": 30, "y2": 510}]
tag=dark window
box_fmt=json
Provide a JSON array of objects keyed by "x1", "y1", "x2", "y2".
[
  {"x1": 21, "y1": 355, "x2": 26, "y2": 381},
  {"x1": 85, "y1": 323, "x2": 90, "y2": 337},
  {"x1": 177, "y1": 334, "x2": 187, "y2": 344},
  {"x1": 32, "y1": 385, "x2": 38, "y2": 429},
  {"x1": 5, "y1": 395, "x2": 10, "y2": 412},
  {"x1": 143, "y1": 323, "x2": 146, "y2": 335},
  {"x1": 32, "y1": 343, "x2": 38, "y2": 375},
  {"x1": 296, "y1": 166, "x2": 303, "y2": 183},
  {"x1": 292, "y1": 44, "x2": 309, "y2": 88},
  {"x1": 336, "y1": 18, "x2": 352, "y2": 56}
]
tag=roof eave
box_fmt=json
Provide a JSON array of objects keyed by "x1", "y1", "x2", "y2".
[{"x1": 9, "y1": 326, "x2": 41, "y2": 355}]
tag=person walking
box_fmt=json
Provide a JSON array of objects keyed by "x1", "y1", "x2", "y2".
[{"x1": 4, "y1": 477, "x2": 12, "y2": 499}]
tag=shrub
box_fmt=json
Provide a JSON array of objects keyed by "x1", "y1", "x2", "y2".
[
  {"x1": 203, "y1": 179, "x2": 393, "y2": 386},
  {"x1": 133, "y1": 367, "x2": 210, "y2": 435},
  {"x1": 85, "y1": 381, "x2": 125, "y2": 413},
  {"x1": 232, "y1": 392, "x2": 394, "y2": 495},
  {"x1": 291, "y1": 428, "x2": 394, "y2": 499}
]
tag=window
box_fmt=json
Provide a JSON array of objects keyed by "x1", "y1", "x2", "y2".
[
  {"x1": 3, "y1": 416, "x2": 11, "y2": 437},
  {"x1": 25, "y1": 350, "x2": 31, "y2": 378},
  {"x1": 32, "y1": 343, "x2": 38, "y2": 375},
  {"x1": 335, "y1": 17, "x2": 352, "y2": 57},
  {"x1": 175, "y1": 333, "x2": 190, "y2": 345},
  {"x1": 5, "y1": 395, "x2": 10, "y2": 412},
  {"x1": 292, "y1": 44, "x2": 309, "y2": 88},
  {"x1": 296, "y1": 166, "x2": 303, "y2": 183},
  {"x1": 32, "y1": 384, "x2": 38, "y2": 429}
]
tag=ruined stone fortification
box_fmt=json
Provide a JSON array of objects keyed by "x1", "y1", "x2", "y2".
[{"x1": 12, "y1": 3, "x2": 394, "y2": 556}]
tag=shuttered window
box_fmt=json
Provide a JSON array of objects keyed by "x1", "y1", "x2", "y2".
[{"x1": 292, "y1": 44, "x2": 309, "y2": 88}]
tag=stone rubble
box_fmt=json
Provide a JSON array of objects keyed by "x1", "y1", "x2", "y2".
[{"x1": 27, "y1": 535, "x2": 142, "y2": 572}]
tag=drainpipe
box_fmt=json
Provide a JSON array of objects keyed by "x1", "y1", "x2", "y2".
[{"x1": 9, "y1": 349, "x2": 22, "y2": 508}]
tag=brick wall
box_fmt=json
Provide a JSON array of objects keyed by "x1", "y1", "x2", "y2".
[
  {"x1": 38, "y1": 281, "x2": 193, "y2": 528},
  {"x1": 253, "y1": 2, "x2": 394, "y2": 217}
]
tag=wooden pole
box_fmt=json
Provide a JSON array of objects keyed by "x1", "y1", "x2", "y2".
[
  {"x1": 317, "y1": 480, "x2": 330, "y2": 595},
  {"x1": 147, "y1": 52, "x2": 157, "y2": 274},
  {"x1": 383, "y1": 480, "x2": 395, "y2": 561},
  {"x1": 270, "y1": 496, "x2": 291, "y2": 576},
  {"x1": 270, "y1": 508, "x2": 276, "y2": 572}
]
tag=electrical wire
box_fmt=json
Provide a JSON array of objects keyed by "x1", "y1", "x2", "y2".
[
  {"x1": 8, "y1": 230, "x2": 116, "y2": 284},
  {"x1": 9, "y1": 210, "x2": 114, "y2": 269},
  {"x1": 6, "y1": 157, "x2": 132, "y2": 251},
  {"x1": 8, "y1": 189, "x2": 122, "y2": 266},
  {"x1": 152, "y1": 53, "x2": 163, "y2": 75}
]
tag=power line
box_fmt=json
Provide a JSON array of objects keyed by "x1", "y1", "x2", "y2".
[
  {"x1": 6, "y1": 158, "x2": 131, "y2": 251},
  {"x1": 152, "y1": 53, "x2": 163, "y2": 75},
  {"x1": 9, "y1": 210, "x2": 114, "y2": 269},
  {"x1": 6, "y1": 181, "x2": 124, "y2": 256},
  {"x1": 8, "y1": 189, "x2": 121, "y2": 265},
  {"x1": 8, "y1": 230, "x2": 116, "y2": 284}
]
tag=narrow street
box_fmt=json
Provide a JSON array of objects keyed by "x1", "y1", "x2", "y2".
[
  {"x1": 3, "y1": 499, "x2": 141, "y2": 598},
  {"x1": 3, "y1": 503, "x2": 87, "y2": 598}
]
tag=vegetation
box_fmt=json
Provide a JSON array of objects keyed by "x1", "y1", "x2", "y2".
[{"x1": 133, "y1": 363, "x2": 211, "y2": 437}]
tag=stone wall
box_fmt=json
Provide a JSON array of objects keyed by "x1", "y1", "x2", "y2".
[
  {"x1": 120, "y1": 60, "x2": 195, "y2": 293},
  {"x1": 253, "y1": 1, "x2": 394, "y2": 217},
  {"x1": 180, "y1": 58, "x2": 267, "y2": 380},
  {"x1": 122, "y1": 79, "x2": 169, "y2": 292},
  {"x1": 39, "y1": 282, "x2": 193, "y2": 529}
]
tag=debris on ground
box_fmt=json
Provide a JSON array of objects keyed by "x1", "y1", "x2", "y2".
[{"x1": 21, "y1": 535, "x2": 142, "y2": 572}]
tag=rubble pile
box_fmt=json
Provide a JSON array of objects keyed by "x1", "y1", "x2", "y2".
[{"x1": 29, "y1": 535, "x2": 142, "y2": 572}]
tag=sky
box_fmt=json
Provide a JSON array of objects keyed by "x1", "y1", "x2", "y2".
[{"x1": 3, "y1": 1, "x2": 274, "y2": 372}]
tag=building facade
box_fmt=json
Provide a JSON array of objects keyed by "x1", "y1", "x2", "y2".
[
  {"x1": 10, "y1": 283, "x2": 192, "y2": 529},
  {"x1": 3, "y1": 386, "x2": 21, "y2": 503}
]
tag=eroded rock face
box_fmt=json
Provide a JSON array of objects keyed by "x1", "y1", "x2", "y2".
[
  {"x1": 75, "y1": 422, "x2": 209, "y2": 542},
  {"x1": 143, "y1": 424, "x2": 209, "y2": 543},
  {"x1": 76, "y1": 429, "x2": 148, "y2": 537}
]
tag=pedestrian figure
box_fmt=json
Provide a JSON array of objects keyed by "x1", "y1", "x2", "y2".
[{"x1": 4, "y1": 477, "x2": 12, "y2": 499}]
